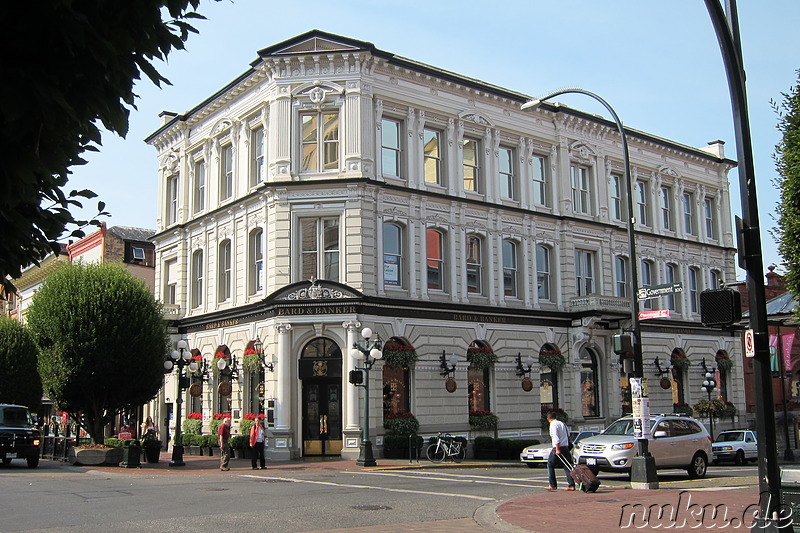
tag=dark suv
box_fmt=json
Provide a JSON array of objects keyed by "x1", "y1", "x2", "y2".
[{"x1": 0, "y1": 405, "x2": 41, "y2": 468}]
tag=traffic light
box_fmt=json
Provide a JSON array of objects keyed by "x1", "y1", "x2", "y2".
[
  {"x1": 613, "y1": 333, "x2": 634, "y2": 356},
  {"x1": 700, "y1": 288, "x2": 742, "y2": 326}
]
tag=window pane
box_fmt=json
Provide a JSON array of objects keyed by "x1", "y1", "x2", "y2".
[
  {"x1": 499, "y1": 148, "x2": 513, "y2": 199},
  {"x1": 322, "y1": 113, "x2": 339, "y2": 170},
  {"x1": 423, "y1": 129, "x2": 441, "y2": 184},
  {"x1": 426, "y1": 229, "x2": 443, "y2": 290},
  {"x1": 462, "y1": 139, "x2": 478, "y2": 192},
  {"x1": 466, "y1": 236, "x2": 481, "y2": 294},
  {"x1": 502, "y1": 240, "x2": 517, "y2": 297},
  {"x1": 301, "y1": 115, "x2": 318, "y2": 172},
  {"x1": 532, "y1": 156, "x2": 547, "y2": 205},
  {"x1": 381, "y1": 119, "x2": 400, "y2": 176},
  {"x1": 537, "y1": 245, "x2": 550, "y2": 300}
]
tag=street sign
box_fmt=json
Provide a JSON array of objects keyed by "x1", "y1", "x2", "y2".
[
  {"x1": 637, "y1": 283, "x2": 683, "y2": 301},
  {"x1": 639, "y1": 309, "x2": 670, "y2": 320},
  {"x1": 744, "y1": 329, "x2": 755, "y2": 358}
]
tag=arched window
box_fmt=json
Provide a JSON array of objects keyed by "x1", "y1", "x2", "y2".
[
  {"x1": 218, "y1": 240, "x2": 232, "y2": 302},
  {"x1": 466, "y1": 234, "x2": 483, "y2": 294},
  {"x1": 214, "y1": 345, "x2": 232, "y2": 413},
  {"x1": 244, "y1": 340, "x2": 265, "y2": 414},
  {"x1": 536, "y1": 245, "x2": 551, "y2": 301},
  {"x1": 190, "y1": 250, "x2": 204, "y2": 309},
  {"x1": 382, "y1": 337, "x2": 413, "y2": 417},
  {"x1": 671, "y1": 348, "x2": 688, "y2": 405},
  {"x1": 580, "y1": 347, "x2": 600, "y2": 418},
  {"x1": 502, "y1": 240, "x2": 518, "y2": 297},
  {"x1": 383, "y1": 223, "x2": 404, "y2": 288},
  {"x1": 426, "y1": 228, "x2": 446, "y2": 291},
  {"x1": 189, "y1": 348, "x2": 204, "y2": 414},
  {"x1": 467, "y1": 340, "x2": 492, "y2": 413},
  {"x1": 716, "y1": 350, "x2": 730, "y2": 402},
  {"x1": 249, "y1": 229, "x2": 264, "y2": 295},
  {"x1": 539, "y1": 344, "x2": 561, "y2": 410}
]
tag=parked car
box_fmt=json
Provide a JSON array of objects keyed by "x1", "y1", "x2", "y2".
[
  {"x1": 0, "y1": 405, "x2": 41, "y2": 468},
  {"x1": 712, "y1": 430, "x2": 758, "y2": 465},
  {"x1": 519, "y1": 430, "x2": 599, "y2": 468},
  {"x1": 572, "y1": 415, "x2": 712, "y2": 479}
]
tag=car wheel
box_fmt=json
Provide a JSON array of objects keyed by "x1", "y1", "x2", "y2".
[
  {"x1": 687, "y1": 453, "x2": 707, "y2": 479},
  {"x1": 526, "y1": 463, "x2": 538, "y2": 468},
  {"x1": 734, "y1": 450, "x2": 745, "y2": 466},
  {"x1": 26, "y1": 456, "x2": 39, "y2": 469},
  {"x1": 1, "y1": 458, "x2": 11, "y2": 466}
]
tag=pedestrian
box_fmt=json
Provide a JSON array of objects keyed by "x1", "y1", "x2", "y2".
[
  {"x1": 141, "y1": 416, "x2": 158, "y2": 439},
  {"x1": 545, "y1": 411, "x2": 575, "y2": 491},
  {"x1": 249, "y1": 416, "x2": 267, "y2": 470},
  {"x1": 218, "y1": 417, "x2": 232, "y2": 471}
]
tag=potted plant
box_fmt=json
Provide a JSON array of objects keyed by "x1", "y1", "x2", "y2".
[
  {"x1": 539, "y1": 349, "x2": 566, "y2": 372},
  {"x1": 466, "y1": 345, "x2": 498, "y2": 370},
  {"x1": 183, "y1": 412, "x2": 203, "y2": 436},
  {"x1": 239, "y1": 413, "x2": 258, "y2": 438},
  {"x1": 381, "y1": 343, "x2": 418, "y2": 369},
  {"x1": 242, "y1": 347, "x2": 262, "y2": 374},
  {"x1": 670, "y1": 352, "x2": 691, "y2": 372},
  {"x1": 382, "y1": 412, "x2": 420, "y2": 459},
  {"x1": 204, "y1": 434, "x2": 219, "y2": 456},
  {"x1": 182, "y1": 433, "x2": 200, "y2": 455},
  {"x1": 473, "y1": 436, "x2": 498, "y2": 459},
  {"x1": 673, "y1": 402, "x2": 693, "y2": 417},
  {"x1": 469, "y1": 410, "x2": 499, "y2": 434},
  {"x1": 209, "y1": 413, "x2": 229, "y2": 437},
  {"x1": 141, "y1": 432, "x2": 162, "y2": 463},
  {"x1": 715, "y1": 352, "x2": 734, "y2": 373},
  {"x1": 229, "y1": 435, "x2": 250, "y2": 459}
]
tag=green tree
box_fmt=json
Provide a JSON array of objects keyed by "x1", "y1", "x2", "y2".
[
  {"x1": 0, "y1": 0, "x2": 211, "y2": 296},
  {"x1": 774, "y1": 70, "x2": 800, "y2": 305},
  {"x1": 0, "y1": 318, "x2": 43, "y2": 410},
  {"x1": 26, "y1": 262, "x2": 168, "y2": 444}
]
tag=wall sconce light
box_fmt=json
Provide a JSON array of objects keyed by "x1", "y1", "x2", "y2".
[
  {"x1": 216, "y1": 352, "x2": 239, "y2": 381},
  {"x1": 654, "y1": 356, "x2": 672, "y2": 377},
  {"x1": 253, "y1": 337, "x2": 274, "y2": 372},
  {"x1": 440, "y1": 351, "x2": 458, "y2": 377},
  {"x1": 515, "y1": 352, "x2": 535, "y2": 377}
]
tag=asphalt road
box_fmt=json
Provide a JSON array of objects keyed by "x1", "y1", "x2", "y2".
[{"x1": 0, "y1": 459, "x2": 760, "y2": 533}]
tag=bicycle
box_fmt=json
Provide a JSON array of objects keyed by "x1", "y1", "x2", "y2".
[{"x1": 426, "y1": 433, "x2": 466, "y2": 463}]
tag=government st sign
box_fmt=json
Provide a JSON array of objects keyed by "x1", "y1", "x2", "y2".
[{"x1": 637, "y1": 283, "x2": 683, "y2": 302}]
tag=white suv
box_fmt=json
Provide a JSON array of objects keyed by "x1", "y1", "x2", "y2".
[{"x1": 572, "y1": 415, "x2": 712, "y2": 479}]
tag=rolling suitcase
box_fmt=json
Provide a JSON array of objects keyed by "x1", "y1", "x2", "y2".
[{"x1": 557, "y1": 453, "x2": 600, "y2": 493}]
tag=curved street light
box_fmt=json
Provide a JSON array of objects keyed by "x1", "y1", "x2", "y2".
[
  {"x1": 349, "y1": 327, "x2": 383, "y2": 467},
  {"x1": 163, "y1": 339, "x2": 197, "y2": 467}
]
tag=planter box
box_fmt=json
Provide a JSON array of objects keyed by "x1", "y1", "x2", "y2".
[
  {"x1": 121, "y1": 445, "x2": 142, "y2": 468},
  {"x1": 143, "y1": 446, "x2": 161, "y2": 463},
  {"x1": 68, "y1": 447, "x2": 124, "y2": 466},
  {"x1": 206, "y1": 446, "x2": 219, "y2": 457}
]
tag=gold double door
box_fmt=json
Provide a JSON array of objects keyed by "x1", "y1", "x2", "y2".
[{"x1": 302, "y1": 379, "x2": 342, "y2": 456}]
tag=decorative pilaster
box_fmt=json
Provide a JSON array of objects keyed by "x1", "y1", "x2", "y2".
[{"x1": 341, "y1": 320, "x2": 362, "y2": 460}]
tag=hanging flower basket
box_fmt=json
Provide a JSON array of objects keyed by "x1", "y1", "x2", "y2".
[
  {"x1": 242, "y1": 353, "x2": 262, "y2": 374},
  {"x1": 673, "y1": 402, "x2": 693, "y2": 416},
  {"x1": 715, "y1": 353, "x2": 734, "y2": 373},
  {"x1": 539, "y1": 349, "x2": 566, "y2": 371},
  {"x1": 670, "y1": 353, "x2": 691, "y2": 372},
  {"x1": 693, "y1": 398, "x2": 727, "y2": 418},
  {"x1": 466, "y1": 346, "x2": 498, "y2": 369},
  {"x1": 721, "y1": 401, "x2": 737, "y2": 421},
  {"x1": 381, "y1": 344, "x2": 418, "y2": 369}
]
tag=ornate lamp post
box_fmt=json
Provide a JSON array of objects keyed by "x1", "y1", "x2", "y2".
[
  {"x1": 349, "y1": 327, "x2": 383, "y2": 467},
  {"x1": 163, "y1": 339, "x2": 197, "y2": 467},
  {"x1": 700, "y1": 358, "x2": 717, "y2": 440}
]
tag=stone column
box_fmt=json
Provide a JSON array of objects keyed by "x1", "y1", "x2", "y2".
[
  {"x1": 269, "y1": 322, "x2": 293, "y2": 461},
  {"x1": 341, "y1": 320, "x2": 362, "y2": 461}
]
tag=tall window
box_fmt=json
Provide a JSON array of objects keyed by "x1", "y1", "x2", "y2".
[
  {"x1": 575, "y1": 250, "x2": 595, "y2": 296},
  {"x1": 688, "y1": 267, "x2": 699, "y2": 313},
  {"x1": 539, "y1": 344, "x2": 561, "y2": 409},
  {"x1": 301, "y1": 112, "x2": 339, "y2": 172},
  {"x1": 661, "y1": 186, "x2": 673, "y2": 231},
  {"x1": 570, "y1": 165, "x2": 591, "y2": 215},
  {"x1": 383, "y1": 223, "x2": 403, "y2": 288},
  {"x1": 532, "y1": 155, "x2": 548, "y2": 206},
  {"x1": 641, "y1": 260, "x2": 653, "y2": 310},
  {"x1": 164, "y1": 258, "x2": 177, "y2": 305},
  {"x1": 423, "y1": 128, "x2": 442, "y2": 185},
  {"x1": 466, "y1": 235, "x2": 482, "y2": 294},
  {"x1": 426, "y1": 228, "x2": 445, "y2": 291},
  {"x1": 502, "y1": 240, "x2": 518, "y2": 297},
  {"x1": 249, "y1": 229, "x2": 264, "y2": 295},
  {"x1": 301, "y1": 218, "x2": 340, "y2": 282},
  {"x1": 193, "y1": 160, "x2": 205, "y2": 213},
  {"x1": 637, "y1": 180, "x2": 650, "y2": 226},
  {"x1": 381, "y1": 118, "x2": 401, "y2": 177},
  {"x1": 462, "y1": 138, "x2": 480, "y2": 192},
  {"x1": 704, "y1": 197, "x2": 717, "y2": 240},
  {"x1": 498, "y1": 147, "x2": 515, "y2": 199},
  {"x1": 250, "y1": 127, "x2": 265, "y2": 187},
  {"x1": 166, "y1": 174, "x2": 178, "y2": 225},
  {"x1": 580, "y1": 348, "x2": 600, "y2": 418},
  {"x1": 709, "y1": 269, "x2": 720, "y2": 290},
  {"x1": 665, "y1": 263, "x2": 679, "y2": 311},
  {"x1": 683, "y1": 191, "x2": 696, "y2": 235},
  {"x1": 615, "y1": 256, "x2": 628, "y2": 298},
  {"x1": 220, "y1": 144, "x2": 233, "y2": 201},
  {"x1": 190, "y1": 250, "x2": 203, "y2": 309},
  {"x1": 468, "y1": 342, "x2": 492, "y2": 413},
  {"x1": 610, "y1": 175, "x2": 623, "y2": 221},
  {"x1": 536, "y1": 245, "x2": 551, "y2": 301},
  {"x1": 218, "y1": 240, "x2": 232, "y2": 302},
  {"x1": 382, "y1": 338, "x2": 412, "y2": 416}
]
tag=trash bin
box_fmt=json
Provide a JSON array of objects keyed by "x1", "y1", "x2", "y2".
[
  {"x1": 781, "y1": 467, "x2": 800, "y2": 532},
  {"x1": 121, "y1": 442, "x2": 141, "y2": 468}
]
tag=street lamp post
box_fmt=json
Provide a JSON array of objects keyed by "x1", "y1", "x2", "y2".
[
  {"x1": 523, "y1": 89, "x2": 658, "y2": 489},
  {"x1": 163, "y1": 339, "x2": 198, "y2": 467},
  {"x1": 349, "y1": 327, "x2": 383, "y2": 467},
  {"x1": 700, "y1": 358, "x2": 718, "y2": 440}
]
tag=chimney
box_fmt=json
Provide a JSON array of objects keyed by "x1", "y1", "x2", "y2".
[
  {"x1": 159, "y1": 111, "x2": 178, "y2": 126},
  {"x1": 699, "y1": 140, "x2": 725, "y2": 158}
]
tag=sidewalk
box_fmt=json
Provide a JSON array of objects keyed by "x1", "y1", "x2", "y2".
[{"x1": 82, "y1": 453, "x2": 766, "y2": 532}]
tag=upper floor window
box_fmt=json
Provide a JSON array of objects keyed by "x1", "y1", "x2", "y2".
[
  {"x1": 220, "y1": 144, "x2": 234, "y2": 201},
  {"x1": 381, "y1": 118, "x2": 401, "y2": 177},
  {"x1": 190, "y1": 250, "x2": 203, "y2": 309},
  {"x1": 610, "y1": 175, "x2": 623, "y2": 221},
  {"x1": 498, "y1": 147, "x2": 515, "y2": 200},
  {"x1": 570, "y1": 165, "x2": 592, "y2": 215},
  {"x1": 218, "y1": 239, "x2": 232, "y2": 302},
  {"x1": 166, "y1": 174, "x2": 178, "y2": 225},
  {"x1": 704, "y1": 197, "x2": 717, "y2": 240},
  {"x1": 615, "y1": 256, "x2": 628, "y2": 298},
  {"x1": 532, "y1": 155, "x2": 548, "y2": 207},
  {"x1": 466, "y1": 235, "x2": 483, "y2": 294},
  {"x1": 250, "y1": 127, "x2": 265, "y2": 187},
  {"x1": 688, "y1": 267, "x2": 699, "y2": 313},
  {"x1": 637, "y1": 181, "x2": 650, "y2": 226},
  {"x1": 301, "y1": 217, "x2": 339, "y2": 282},
  {"x1": 426, "y1": 228, "x2": 446, "y2": 291},
  {"x1": 164, "y1": 258, "x2": 177, "y2": 305},
  {"x1": 249, "y1": 229, "x2": 264, "y2": 295},
  {"x1": 641, "y1": 260, "x2": 653, "y2": 310},
  {"x1": 575, "y1": 250, "x2": 595, "y2": 296},
  {"x1": 683, "y1": 191, "x2": 696, "y2": 235},
  {"x1": 502, "y1": 240, "x2": 518, "y2": 298},
  {"x1": 462, "y1": 138, "x2": 481, "y2": 193},
  {"x1": 661, "y1": 186, "x2": 673, "y2": 231},
  {"x1": 383, "y1": 222, "x2": 403, "y2": 288},
  {"x1": 665, "y1": 263, "x2": 679, "y2": 311},
  {"x1": 193, "y1": 160, "x2": 205, "y2": 214},
  {"x1": 536, "y1": 244, "x2": 551, "y2": 301},
  {"x1": 709, "y1": 269, "x2": 720, "y2": 290},
  {"x1": 423, "y1": 128, "x2": 442, "y2": 185},
  {"x1": 301, "y1": 112, "x2": 339, "y2": 172}
]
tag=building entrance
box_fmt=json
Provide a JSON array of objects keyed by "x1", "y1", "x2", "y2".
[{"x1": 299, "y1": 337, "x2": 342, "y2": 457}]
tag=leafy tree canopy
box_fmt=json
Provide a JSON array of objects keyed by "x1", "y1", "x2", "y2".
[
  {"x1": 26, "y1": 262, "x2": 168, "y2": 444},
  {"x1": 0, "y1": 318, "x2": 43, "y2": 410},
  {"x1": 773, "y1": 70, "x2": 800, "y2": 311},
  {"x1": 0, "y1": 0, "x2": 209, "y2": 296}
]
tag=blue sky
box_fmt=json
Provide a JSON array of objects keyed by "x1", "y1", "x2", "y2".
[{"x1": 67, "y1": 0, "x2": 800, "y2": 278}]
